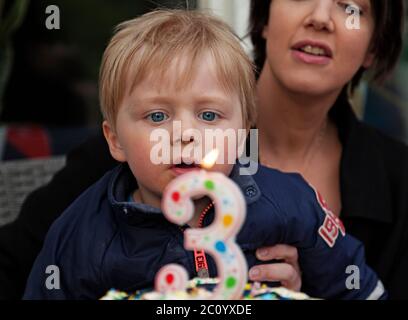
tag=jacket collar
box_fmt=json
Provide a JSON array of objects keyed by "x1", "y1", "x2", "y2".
[
  {"x1": 107, "y1": 163, "x2": 261, "y2": 222},
  {"x1": 330, "y1": 95, "x2": 393, "y2": 223}
]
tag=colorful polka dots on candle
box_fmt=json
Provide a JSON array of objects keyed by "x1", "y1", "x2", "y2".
[
  {"x1": 223, "y1": 214, "x2": 233, "y2": 227},
  {"x1": 172, "y1": 192, "x2": 180, "y2": 202},
  {"x1": 155, "y1": 264, "x2": 188, "y2": 293},
  {"x1": 215, "y1": 241, "x2": 226, "y2": 253},
  {"x1": 204, "y1": 180, "x2": 215, "y2": 190},
  {"x1": 166, "y1": 274, "x2": 174, "y2": 284},
  {"x1": 225, "y1": 276, "x2": 237, "y2": 289}
]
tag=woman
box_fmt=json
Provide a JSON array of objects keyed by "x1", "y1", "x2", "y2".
[
  {"x1": 248, "y1": 0, "x2": 407, "y2": 299},
  {"x1": 0, "y1": 0, "x2": 406, "y2": 299}
]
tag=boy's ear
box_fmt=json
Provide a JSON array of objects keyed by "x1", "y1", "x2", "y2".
[{"x1": 102, "y1": 120, "x2": 126, "y2": 162}]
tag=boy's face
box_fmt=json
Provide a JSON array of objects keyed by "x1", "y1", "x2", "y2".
[{"x1": 103, "y1": 53, "x2": 245, "y2": 208}]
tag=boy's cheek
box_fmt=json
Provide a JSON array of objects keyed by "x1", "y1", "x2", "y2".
[
  {"x1": 210, "y1": 163, "x2": 235, "y2": 177},
  {"x1": 129, "y1": 162, "x2": 170, "y2": 192}
]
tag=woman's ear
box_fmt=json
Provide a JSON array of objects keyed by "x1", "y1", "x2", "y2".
[
  {"x1": 102, "y1": 120, "x2": 126, "y2": 162},
  {"x1": 262, "y1": 25, "x2": 269, "y2": 39},
  {"x1": 362, "y1": 51, "x2": 375, "y2": 69}
]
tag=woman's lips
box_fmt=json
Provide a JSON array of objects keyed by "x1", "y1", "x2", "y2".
[{"x1": 291, "y1": 49, "x2": 332, "y2": 65}]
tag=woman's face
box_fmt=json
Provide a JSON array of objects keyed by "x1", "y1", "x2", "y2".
[{"x1": 262, "y1": 0, "x2": 375, "y2": 96}]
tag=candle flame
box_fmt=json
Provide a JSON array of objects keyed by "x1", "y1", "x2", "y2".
[{"x1": 201, "y1": 149, "x2": 219, "y2": 169}]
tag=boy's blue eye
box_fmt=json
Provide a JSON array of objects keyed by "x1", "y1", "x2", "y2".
[
  {"x1": 147, "y1": 112, "x2": 168, "y2": 123},
  {"x1": 199, "y1": 111, "x2": 218, "y2": 122}
]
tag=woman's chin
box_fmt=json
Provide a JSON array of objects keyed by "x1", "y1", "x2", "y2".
[{"x1": 283, "y1": 78, "x2": 342, "y2": 98}]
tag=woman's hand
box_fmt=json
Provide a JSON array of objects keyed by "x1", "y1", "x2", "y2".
[{"x1": 248, "y1": 244, "x2": 302, "y2": 292}]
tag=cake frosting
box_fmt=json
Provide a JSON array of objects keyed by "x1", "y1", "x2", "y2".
[{"x1": 100, "y1": 278, "x2": 312, "y2": 300}]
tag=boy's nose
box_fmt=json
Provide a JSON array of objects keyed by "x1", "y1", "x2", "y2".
[
  {"x1": 170, "y1": 119, "x2": 201, "y2": 145},
  {"x1": 305, "y1": 0, "x2": 335, "y2": 32},
  {"x1": 181, "y1": 134, "x2": 194, "y2": 144}
]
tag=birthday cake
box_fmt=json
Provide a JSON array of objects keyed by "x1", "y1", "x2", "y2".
[{"x1": 100, "y1": 278, "x2": 312, "y2": 300}]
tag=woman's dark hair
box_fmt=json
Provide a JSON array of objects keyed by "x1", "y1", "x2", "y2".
[{"x1": 249, "y1": 0, "x2": 405, "y2": 90}]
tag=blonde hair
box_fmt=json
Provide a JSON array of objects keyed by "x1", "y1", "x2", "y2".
[{"x1": 99, "y1": 9, "x2": 257, "y2": 130}]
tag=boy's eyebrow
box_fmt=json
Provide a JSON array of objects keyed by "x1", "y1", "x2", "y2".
[
  {"x1": 131, "y1": 95, "x2": 172, "y2": 104},
  {"x1": 130, "y1": 94, "x2": 235, "y2": 107},
  {"x1": 195, "y1": 95, "x2": 234, "y2": 107}
]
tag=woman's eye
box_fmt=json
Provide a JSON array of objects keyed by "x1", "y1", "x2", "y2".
[
  {"x1": 199, "y1": 111, "x2": 219, "y2": 122},
  {"x1": 147, "y1": 112, "x2": 168, "y2": 123},
  {"x1": 339, "y1": 2, "x2": 363, "y2": 16}
]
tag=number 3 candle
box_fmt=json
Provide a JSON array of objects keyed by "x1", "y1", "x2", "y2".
[{"x1": 158, "y1": 150, "x2": 248, "y2": 300}]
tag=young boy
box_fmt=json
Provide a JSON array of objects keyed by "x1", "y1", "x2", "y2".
[{"x1": 23, "y1": 10, "x2": 384, "y2": 300}]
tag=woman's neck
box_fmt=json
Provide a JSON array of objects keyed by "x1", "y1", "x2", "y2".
[
  {"x1": 256, "y1": 68, "x2": 340, "y2": 166},
  {"x1": 256, "y1": 68, "x2": 343, "y2": 216}
]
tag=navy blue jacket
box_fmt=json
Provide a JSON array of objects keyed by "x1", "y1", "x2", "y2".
[{"x1": 23, "y1": 163, "x2": 385, "y2": 300}]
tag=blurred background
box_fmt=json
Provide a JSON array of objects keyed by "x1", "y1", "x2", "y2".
[{"x1": 0, "y1": 0, "x2": 407, "y2": 225}]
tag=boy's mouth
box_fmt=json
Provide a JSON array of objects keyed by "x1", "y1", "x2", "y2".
[{"x1": 170, "y1": 162, "x2": 201, "y2": 175}]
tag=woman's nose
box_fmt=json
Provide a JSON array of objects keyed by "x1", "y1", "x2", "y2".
[{"x1": 305, "y1": 0, "x2": 335, "y2": 32}]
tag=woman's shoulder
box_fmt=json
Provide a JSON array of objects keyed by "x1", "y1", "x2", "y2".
[
  {"x1": 341, "y1": 118, "x2": 408, "y2": 224},
  {"x1": 333, "y1": 97, "x2": 408, "y2": 169},
  {"x1": 355, "y1": 118, "x2": 407, "y2": 149},
  {"x1": 351, "y1": 120, "x2": 408, "y2": 172}
]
